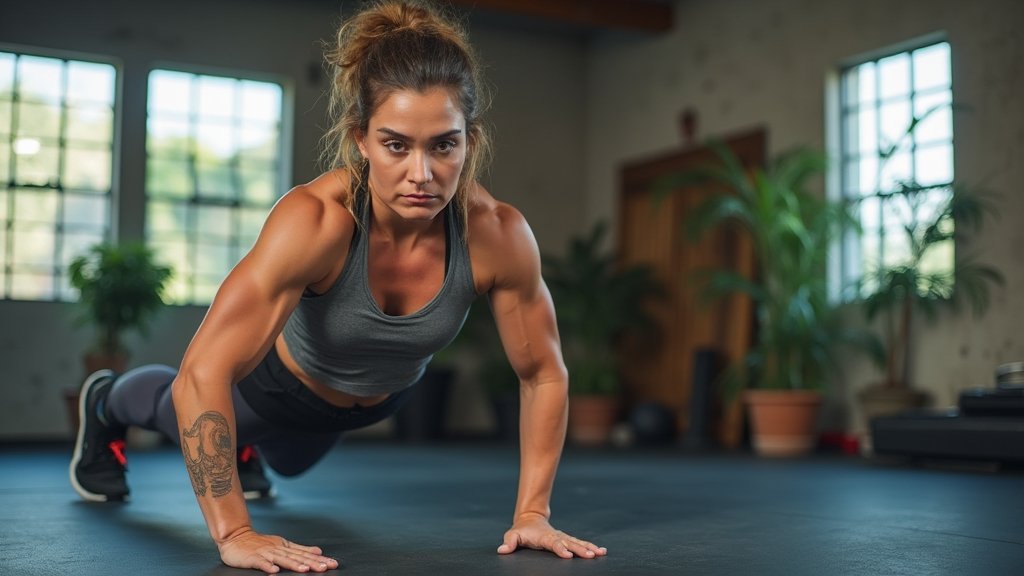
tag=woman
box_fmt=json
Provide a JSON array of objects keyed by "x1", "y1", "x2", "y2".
[{"x1": 69, "y1": 0, "x2": 606, "y2": 572}]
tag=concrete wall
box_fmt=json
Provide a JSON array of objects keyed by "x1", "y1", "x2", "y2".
[
  {"x1": 0, "y1": 0, "x2": 587, "y2": 440},
  {"x1": 585, "y1": 0, "x2": 1024, "y2": 434}
]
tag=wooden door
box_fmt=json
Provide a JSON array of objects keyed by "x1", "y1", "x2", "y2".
[{"x1": 618, "y1": 129, "x2": 765, "y2": 448}]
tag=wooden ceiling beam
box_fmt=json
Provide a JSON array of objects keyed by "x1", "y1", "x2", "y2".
[{"x1": 446, "y1": 0, "x2": 673, "y2": 33}]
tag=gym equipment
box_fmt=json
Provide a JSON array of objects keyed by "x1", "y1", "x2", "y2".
[
  {"x1": 629, "y1": 401, "x2": 676, "y2": 445},
  {"x1": 995, "y1": 361, "x2": 1024, "y2": 388},
  {"x1": 683, "y1": 348, "x2": 718, "y2": 450},
  {"x1": 871, "y1": 362, "x2": 1024, "y2": 463}
]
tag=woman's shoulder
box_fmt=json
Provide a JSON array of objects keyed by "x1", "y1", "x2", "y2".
[
  {"x1": 467, "y1": 183, "x2": 529, "y2": 238},
  {"x1": 277, "y1": 169, "x2": 355, "y2": 225},
  {"x1": 466, "y1": 184, "x2": 539, "y2": 280},
  {"x1": 264, "y1": 169, "x2": 357, "y2": 250},
  {"x1": 289, "y1": 169, "x2": 354, "y2": 208}
]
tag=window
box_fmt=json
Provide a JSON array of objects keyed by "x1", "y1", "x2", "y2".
[
  {"x1": 836, "y1": 41, "x2": 954, "y2": 295},
  {"x1": 0, "y1": 50, "x2": 117, "y2": 301},
  {"x1": 145, "y1": 69, "x2": 285, "y2": 304}
]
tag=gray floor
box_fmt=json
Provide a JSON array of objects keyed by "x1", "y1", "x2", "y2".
[{"x1": 1, "y1": 440, "x2": 1022, "y2": 576}]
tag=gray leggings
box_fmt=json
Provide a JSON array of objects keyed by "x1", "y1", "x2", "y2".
[{"x1": 104, "y1": 346, "x2": 410, "y2": 477}]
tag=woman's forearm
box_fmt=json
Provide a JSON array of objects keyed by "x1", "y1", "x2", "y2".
[
  {"x1": 513, "y1": 378, "x2": 568, "y2": 521},
  {"x1": 171, "y1": 373, "x2": 253, "y2": 544}
]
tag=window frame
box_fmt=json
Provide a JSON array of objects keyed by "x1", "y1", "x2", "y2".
[
  {"x1": 828, "y1": 33, "x2": 954, "y2": 302},
  {"x1": 143, "y1": 63, "x2": 292, "y2": 306},
  {"x1": 0, "y1": 43, "x2": 122, "y2": 302}
]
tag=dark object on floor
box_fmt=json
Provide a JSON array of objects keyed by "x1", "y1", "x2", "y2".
[
  {"x1": 872, "y1": 385, "x2": 1024, "y2": 464},
  {"x1": 394, "y1": 367, "x2": 452, "y2": 442},
  {"x1": 490, "y1": 390, "x2": 519, "y2": 444},
  {"x1": 629, "y1": 401, "x2": 675, "y2": 445},
  {"x1": 683, "y1": 348, "x2": 719, "y2": 450}
]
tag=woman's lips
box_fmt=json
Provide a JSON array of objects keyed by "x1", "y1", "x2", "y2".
[{"x1": 403, "y1": 193, "x2": 437, "y2": 204}]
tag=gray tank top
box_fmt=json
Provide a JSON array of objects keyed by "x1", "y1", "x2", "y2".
[{"x1": 281, "y1": 190, "x2": 479, "y2": 396}]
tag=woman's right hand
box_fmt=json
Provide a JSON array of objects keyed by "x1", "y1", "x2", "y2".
[{"x1": 218, "y1": 528, "x2": 339, "y2": 573}]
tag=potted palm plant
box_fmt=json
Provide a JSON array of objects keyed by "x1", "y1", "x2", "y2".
[
  {"x1": 65, "y1": 241, "x2": 173, "y2": 431},
  {"x1": 677, "y1": 143, "x2": 879, "y2": 456},
  {"x1": 855, "y1": 181, "x2": 1004, "y2": 425},
  {"x1": 543, "y1": 221, "x2": 663, "y2": 445},
  {"x1": 851, "y1": 107, "x2": 1004, "y2": 437}
]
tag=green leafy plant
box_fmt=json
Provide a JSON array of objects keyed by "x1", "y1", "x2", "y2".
[
  {"x1": 69, "y1": 242, "x2": 173, "y2": 356},
  {"x1": 670, "y1": 143, "x2": 881, "y2": 393},
  {"x1": 854, "y1": 107, "x2": 1004, "y2": 389},
  {"x1": 542, "y1": 221, "x2": 663, "y2": 396}
]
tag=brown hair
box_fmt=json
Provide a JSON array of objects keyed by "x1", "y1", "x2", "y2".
[{"x1": 322, "y1": 0, "x2": 492, "y2": 232}]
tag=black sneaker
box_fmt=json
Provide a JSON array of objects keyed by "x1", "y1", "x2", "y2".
[
  {"x1": 69, "y1": 370, "x2": 130, "y2": 502},
  {"x1": 237, "y1": 445, "x2": 275, "y2": 500}
]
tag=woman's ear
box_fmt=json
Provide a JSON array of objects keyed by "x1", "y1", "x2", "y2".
[{"x1": 355, "y1": 129, "x2": 368, "y2": 158}]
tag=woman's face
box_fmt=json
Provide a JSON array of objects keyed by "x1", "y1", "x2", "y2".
[{"x1": 357, "y1": 87, "x2": 467, "y2": 222}]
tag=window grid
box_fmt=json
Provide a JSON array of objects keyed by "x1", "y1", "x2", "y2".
[
  {"x1": 145, "y1": 70, "x2": 284, "y2": 305},
  {"x1": 1, "y1": 50, "x2": 116, "y2": 301},
  {"x1": 838, "y1": 42, "x2": 954, "y2": 296}
]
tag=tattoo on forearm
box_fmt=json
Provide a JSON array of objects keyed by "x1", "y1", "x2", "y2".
[{"x1": 181, "y1": 411, "x2": 234, "y2": 498}]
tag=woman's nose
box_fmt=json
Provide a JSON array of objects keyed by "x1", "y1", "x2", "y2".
[{"x1": 408, "y1": 151, "x2": 433, "y2": 186}]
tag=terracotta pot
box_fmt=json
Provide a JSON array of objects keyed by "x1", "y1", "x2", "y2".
[
  {"x1": 744, "y1": 389, "x2": 822, "y2": 457},
  {"x1": 568, "y1": 395, "x2": 620, "y2": 445},
  {"x1": 857, "y1": 383, "x2": 927, "y2": 455},
  {"x1": 857, "y1": 383, "x2": 926, "y2": 421}
]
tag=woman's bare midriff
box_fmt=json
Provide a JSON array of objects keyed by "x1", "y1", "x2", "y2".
[{"x1": 273, "y1": 334, "x2": 390, "y2": 408}]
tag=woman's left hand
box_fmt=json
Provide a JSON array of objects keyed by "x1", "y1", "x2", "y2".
[{"x1": 496, "y1": 513, "x2": 607, "y2": 559}]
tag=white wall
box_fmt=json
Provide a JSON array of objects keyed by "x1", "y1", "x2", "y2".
[
  {"x1": 585, "y1": 0, "x2": 1024, "y2": 433},
  {"x1": 0, "y1": 0, "x2": 588, "y2": 440}
]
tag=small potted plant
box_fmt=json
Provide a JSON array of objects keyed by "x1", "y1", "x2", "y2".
[
  {"x1": 64, "y1": 241, "x2": 172, "y2": 430},
  {"x1": 69, "y1": 241, "x2": 174, "y2": 372},
  {"x1": 543, "y1": 221, "x2": 663, "y2": 445}
]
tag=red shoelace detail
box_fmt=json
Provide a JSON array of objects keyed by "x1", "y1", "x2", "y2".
[
  {"x1": 239, "y1": 445, "x2": 255, "y2": 463},
  {"x1": 108, "y1": 439, "x2": 127, "y2": 467}
]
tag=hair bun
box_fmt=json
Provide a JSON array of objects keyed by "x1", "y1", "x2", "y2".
[{"x1": 361, "y1": 2, "x2": 438, "y2": 39}]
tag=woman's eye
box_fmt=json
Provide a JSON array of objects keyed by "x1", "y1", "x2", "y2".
[
  {"x1": 384, "y1": 140, "x2": 406, "y2": 153},
  {"x1": 435, "y1": 140, "x2": 456, "y2": 153}
]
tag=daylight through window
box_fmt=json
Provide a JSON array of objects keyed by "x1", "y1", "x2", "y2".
[
  {"x1": 0, "y1": 50, "x2": 117, "y2": 301},
  {"x1": 837, "y1": 41, "x2": 954, "y2": 296},
  {"x1": 145, "y1": 69, "x2": 284, "y2": 304}
]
